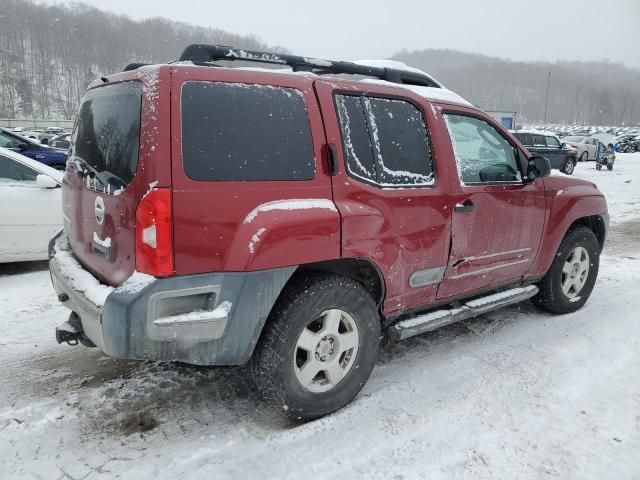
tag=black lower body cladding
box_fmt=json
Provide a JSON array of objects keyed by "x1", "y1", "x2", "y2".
[{"x1": 49, "y1": 231, "x2": 296, "y2": 365}]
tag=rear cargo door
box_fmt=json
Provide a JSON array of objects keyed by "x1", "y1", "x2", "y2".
[{"x1": 63, "y1": 70, "x2": 172, "y2": 286}]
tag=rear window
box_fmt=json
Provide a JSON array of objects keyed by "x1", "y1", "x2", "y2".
[
  {"x1": 72, "y1": 82, "x2": 142, "y2": 188},
  {"x1": 181, "y1": 82, "x2": 315, "y2": 182}
]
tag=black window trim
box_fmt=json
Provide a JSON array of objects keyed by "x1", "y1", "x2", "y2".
[
  {"x1": 332, "y1": 90, "x2": 437, "y2": 190},
  {"x1": 179, "y1": 80, "x2": 317, "y2": 183},
  {"x1": 442, "y1": 110, "x2": 526, "y2": 186}
]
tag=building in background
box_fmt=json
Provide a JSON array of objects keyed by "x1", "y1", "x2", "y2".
[{"x1": 485, "y1": 110, "x2": 517, "y2": 130}]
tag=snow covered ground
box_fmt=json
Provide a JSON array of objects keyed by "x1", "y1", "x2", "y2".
[{"x1": 1, "y1": 154, "x2": 639, "y2": 480}]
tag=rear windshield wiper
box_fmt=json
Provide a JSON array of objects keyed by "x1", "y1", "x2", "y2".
[{"x1": 68, "y1": 155, "x2": 111, "y2": 192}]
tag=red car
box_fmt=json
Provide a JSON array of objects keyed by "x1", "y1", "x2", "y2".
[{"x1": 49, "y1": 45, "x2": 608, "y2": 421}]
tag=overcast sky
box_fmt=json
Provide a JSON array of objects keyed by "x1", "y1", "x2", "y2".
[{"x1": 42, "y1": 0, "x2": 640, "y2": 68}]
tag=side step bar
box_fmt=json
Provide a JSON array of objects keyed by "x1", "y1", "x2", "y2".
[{"x1": 389, "y1": 285, "x2": 539, "y2": 341}]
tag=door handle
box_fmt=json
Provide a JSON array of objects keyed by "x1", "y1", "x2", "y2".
[{"x1": 454, "y1": 200, "x2": 476, "y2": 213}]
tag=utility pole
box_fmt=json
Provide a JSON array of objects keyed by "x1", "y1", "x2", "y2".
[{"x1": 543, "y1": 71, "x2": 551, "y2": 132}]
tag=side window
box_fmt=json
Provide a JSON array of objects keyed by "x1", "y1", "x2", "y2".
[
  {"x1": 334, "y1": 95, "x2": 376, "y2": 182},
  {"x1": 532, "y1": 135, "x2": 546, "y2": 146},
  {"x1": 181, "y1": 82, "x2": 315, "y2": 182},
  {"x1": 335, "y1": 94, "x2": 434, "y2": 187},
  {"x1": 444, "y1": 114, "x2": 522, "y2": 184},
  {"x1": 0, "y1": 131, "x2": 21, "y2": 149},
  {"x1": 0, "y1": 156, "x2": 38, "y2": 183},
  {"x1": 546, "y1": 136, "x2": 561, "y2": 148}
]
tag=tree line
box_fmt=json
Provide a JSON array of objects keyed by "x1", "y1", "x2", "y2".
[
  {"x1": 2, "y1": 0, "x2": 638, "y2": 126},
  {"x1": 393, "y1": 49, "x2": 640, "y2": 126},
  {"x1": 0, "y1": 0, "x2": 277, "y2": 119}
]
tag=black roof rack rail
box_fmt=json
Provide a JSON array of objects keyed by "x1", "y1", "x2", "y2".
[{"x1": 177, "y1": 44, "x2": 442, "y2": 88}]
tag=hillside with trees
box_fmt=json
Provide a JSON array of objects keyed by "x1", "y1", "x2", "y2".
[
  {"x1": 0, "y1": 0, "x2": 278, "y2": 119},
  {"x1": 2, "y1": 0, "x2": 639, "y2": 126},
  {"x1": 393, "y1": 49, "x2": 640, "y2": 126}
]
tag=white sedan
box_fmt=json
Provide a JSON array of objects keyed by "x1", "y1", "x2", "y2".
[{"x1": 0, "y1": 147, "x2": 64, "y2": 262}]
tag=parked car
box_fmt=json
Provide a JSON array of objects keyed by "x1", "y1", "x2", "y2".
[
  {"x1": 563, "y1": 135, "x2": 598, "y2": 161},
  {"x1": 0, "y1": 147, "x2": 63, "y2": 262},
  {"x1": 49, "y1": 44, "x2": 609, "y2": 421},
  {"x1": 512, "y1": 131, "x2": 577, "y2": 174},
  {"x1": 0, "y1": 127, "x2": 68, "y2": 169},
  {"x1": 49, "y1": 134, "x2": 71, "y2": 150},
  {"x1": 615, "y1": 135, "x2": 640, "y2": 153}
]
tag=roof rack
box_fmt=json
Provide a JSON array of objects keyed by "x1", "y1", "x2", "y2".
[{"x1": 174, "y1": 44, "x2": 442, "y2": 88}]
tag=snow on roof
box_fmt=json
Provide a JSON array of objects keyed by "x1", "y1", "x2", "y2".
[
  {"x1": 360, "y1": 79, "x2": 473, "y2": 107},
  {"x1": 514, "y1": 129, "x2": 556, "y2": 136},
  {"x1": 353, "y1": 59, "x2": 473, "y2": 107},
  {"x1": 170, "y1": 58, "x2": 473, "y2": 107},
  {"x1": 353, "y1": 59, "x2": 440, "y2": 79}
]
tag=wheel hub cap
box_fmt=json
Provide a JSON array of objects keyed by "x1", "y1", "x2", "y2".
[
  {"x1": 293, "y1": 309, "x2": 360, "y2": 393},
  {"x1": 561, "y1": 246, "x2": 590, "y2": 298},
  {"x1": 316, "y1": 337, "x2": 335, "y2": 361}
]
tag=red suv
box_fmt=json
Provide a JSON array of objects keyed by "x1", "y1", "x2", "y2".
[{"x1": 49, "y1": 45, "x2": 608, "y2": 421}]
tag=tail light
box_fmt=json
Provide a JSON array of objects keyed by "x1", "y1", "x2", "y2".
[{"x1": 135, "y1": 188, "x2": 173, "y2": 277}]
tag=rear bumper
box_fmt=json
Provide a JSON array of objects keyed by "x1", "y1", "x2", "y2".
[{"x1": 48, "y1": 230, "x2": 296, "y2": 365}]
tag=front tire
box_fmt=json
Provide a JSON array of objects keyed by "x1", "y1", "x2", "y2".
[
  {"x1": 533, "y1": 226, "x2": 600, "y2": 314},
  {"x1": 251, "y1": 273, "x2": 381, "y2": 421}
]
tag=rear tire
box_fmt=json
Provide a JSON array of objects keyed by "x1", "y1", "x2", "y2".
[
  {"x1": 579, "y1": 151, "x2": 588, "y2": 162},
  {"x1": 562, "y1": 157, "x2": 576, "y2": 175},
  {"x1": 533, "y1": 226, "x2": 600, "y2": 314},
  {"x1": 607, "y1": 163, "x2": 614, "y2": 171},
  {"x1": 251, "y1": 273, "x2": 381, "y2": 421}
]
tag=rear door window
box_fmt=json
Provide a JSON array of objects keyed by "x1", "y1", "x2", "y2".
[
  {"x1": 514, "y1": 133, "x2": 533, "y2": 146},
  {"x1": 334, "y1": 95, "x2": 377, "y2": 182},
  {"x1": 532, "y1": 135, "x2": 546, "y2": 146},
  {"x1": 72, "y1": 82, "x2": 142, "y2": 189},
  {"x1": 0, "y1": 156, "x2": 38, "y2": 183},
  {"x1": 335, "y1": 94, "x2": 434, "y2": 187},
  {"x1": 181, "y1": 82, "x2": 315, "y2": 182}
]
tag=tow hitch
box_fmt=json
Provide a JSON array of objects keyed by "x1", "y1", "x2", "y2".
[{"x1": 56, "y1": 312, "x2": 96, "y2": 347}]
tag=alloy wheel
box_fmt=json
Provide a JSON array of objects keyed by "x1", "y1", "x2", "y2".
[
  {"x1": 561, "y1": 246, "x2": 590, "y2": 298},
  {"x1": 293, "y1": 309, "x2": 360, "y2": 393}
]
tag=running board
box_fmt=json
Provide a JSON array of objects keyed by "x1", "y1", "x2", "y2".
[{"x1": 388, "y1": 285, "x2": 539, "y2": 341}]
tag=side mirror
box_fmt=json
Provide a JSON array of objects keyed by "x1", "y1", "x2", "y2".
[
  {"x1": 561, "y1": 143, "x2": 566, "y2": 148},
  {"x1": 17, "y1": 142, "x2": 29, "y2": 151},
  {"x1": 41, "y1": 138, "x2": 49, "y2": 145},
  {"x1": 36, "y1": 174, "x2": 59, "y2": 189},
  {"x1": 527, "y1": 156, "x2": 551, "y2": 181}
]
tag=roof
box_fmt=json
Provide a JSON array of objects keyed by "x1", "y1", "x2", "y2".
[{"x1": 513, "y1": 129, "x2": 556, "y2": 136}]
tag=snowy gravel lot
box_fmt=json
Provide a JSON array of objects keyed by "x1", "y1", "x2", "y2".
[{"x1": 1, "y1": 154, "x2": 639, "y2": 479}]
